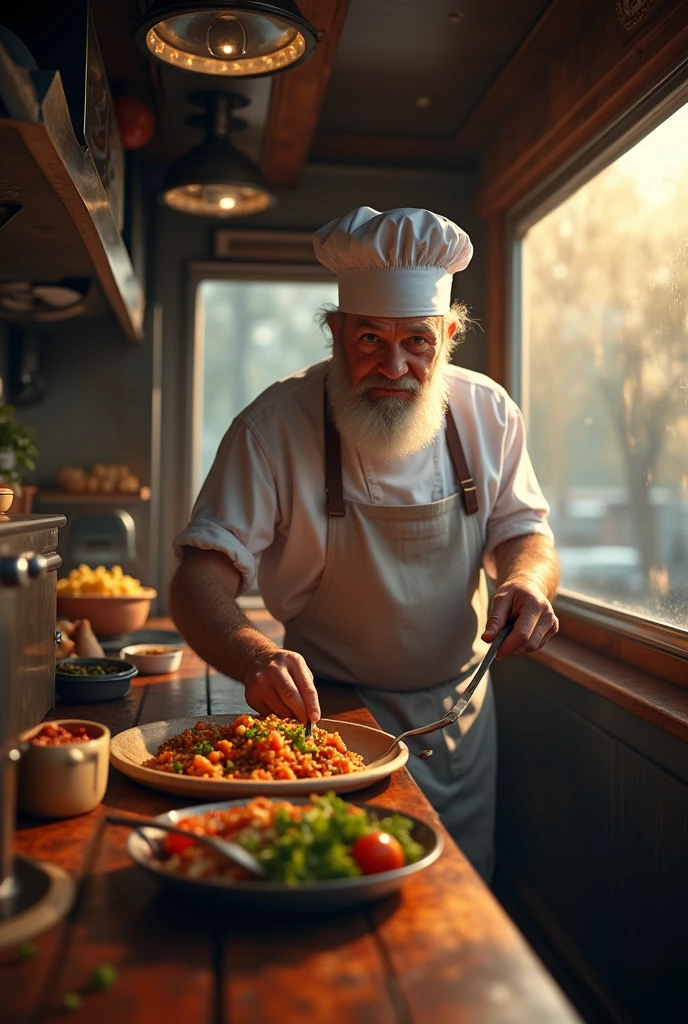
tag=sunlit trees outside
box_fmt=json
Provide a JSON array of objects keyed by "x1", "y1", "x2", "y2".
[{"x1": 522, "y1": 102, "x2": 688, "y2": 625}]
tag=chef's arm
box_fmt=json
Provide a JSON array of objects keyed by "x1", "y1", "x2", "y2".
[
  {"x1": 482, "y1": 533, "x2": 560, "y2": 658},
  {"x1": 169, "y1": 547, "x2": 320, "y2": 723}
]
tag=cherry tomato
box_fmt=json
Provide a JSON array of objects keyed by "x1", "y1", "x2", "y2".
[
  {"x1": 351, "y1": 831, "x2": 405, "y2": 874},
  {"x1": 163, "y1": 832, "x2": 196, "y2": 855}
]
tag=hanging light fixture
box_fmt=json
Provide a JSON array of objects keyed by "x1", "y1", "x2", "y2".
[
  {"x1": 135, "y1": 1, "x2": 318, "y2": 77},
  {"x1": 160, "y1": 92, "x2": 275, "y2": 218}
]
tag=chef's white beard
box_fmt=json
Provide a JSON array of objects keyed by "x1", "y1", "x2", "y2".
[{"x1": 326, "y1": 343, "x2": 451, "y2": 461}]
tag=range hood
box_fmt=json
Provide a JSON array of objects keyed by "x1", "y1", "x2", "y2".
[{"x1": 0, "y1": 38, "x2": 144, "y2": 343}]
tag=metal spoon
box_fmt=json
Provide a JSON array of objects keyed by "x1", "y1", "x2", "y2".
[
  {"x1": 106, "y1": 813, "x2": 267, "y2": 878},
  {"x1": 368, "y1": 621, "x2": 515, "y2": 767}
]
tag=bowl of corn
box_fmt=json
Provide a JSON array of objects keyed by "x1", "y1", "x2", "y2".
[{"x1": 56, "y1": 565, "x2": 157, "y2": 638}]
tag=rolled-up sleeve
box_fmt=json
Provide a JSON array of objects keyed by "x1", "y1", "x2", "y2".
[
  {"x1": 173, "y1": 417, "x2": 279, "y2": 595},
  {"x1": 482, "y1": 397, "x2": 553, "y2": 579}
]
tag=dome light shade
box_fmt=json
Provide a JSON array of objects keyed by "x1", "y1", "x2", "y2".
[
  {"x1": 135, "y1": 1, "x2": 318, "y2": 77},
  {"x1": 160, "y1": 93, "x2": 275, "y2": 218}
]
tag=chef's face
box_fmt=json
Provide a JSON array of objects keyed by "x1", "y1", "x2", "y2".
[
  {"x1": 331, "y1": 314, "x2": 457, "y2": 396},
  {"x1": 325, "y1": 312, "x2": 458, "y2": 460}
]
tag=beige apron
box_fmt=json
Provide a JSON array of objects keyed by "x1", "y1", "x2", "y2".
[{"x1": 283, "y1": 394, "x2": 496, "y2": 880}]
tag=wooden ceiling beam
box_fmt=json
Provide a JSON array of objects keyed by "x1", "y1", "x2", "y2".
[{"x1": 260, "y1": 0, "x2": 350, "y2": 190}]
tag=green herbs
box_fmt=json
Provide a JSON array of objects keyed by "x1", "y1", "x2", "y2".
[
  {"x1": 172, "y1": 760, "x2": 184, "y2": 773},
  {"x1": 274, "y1": 722, "x2": 318, "y2": 755},
  {"x1": 90, "y1": 963, "x2": 119, "y2": 991},
  {"x1": 0, "y1": 404, "x2": 38, "y2": 487},
  {"x1": 243, "y1": 724, "x2": 268, "y2": 741},
  {"x1": 57, "y1": 662, "x2": 121, "y2": 677},
  {"x1": 191, "y1": 741, "x2": 214, "y2": 756},
  {"x1": 60, "y1": 962, "x2": 118, "y2": 1014},
  {"x1": 237, "y1": 793, "x2": 421, "y2": 885},
  {"x1": 15, "y1": 941, "x2": 38, "y2": 961}
]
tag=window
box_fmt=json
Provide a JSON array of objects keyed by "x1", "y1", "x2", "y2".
[
  {"x1": 195, "y1": 278, "x2": 338, "y2": 488},
  {"x1": 520, "y1": 101, "x2": 688, "y2": 630}
]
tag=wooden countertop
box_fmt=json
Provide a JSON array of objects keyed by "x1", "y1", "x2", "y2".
[{"x1": 6, "y1": 619, "x2": 580, "y2": 1024}]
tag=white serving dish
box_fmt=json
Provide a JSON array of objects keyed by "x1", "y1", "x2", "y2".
[{"x1": 109, "y1": 715, "x2": 409, "y2": 798}]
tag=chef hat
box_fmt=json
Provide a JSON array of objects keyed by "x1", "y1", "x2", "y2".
[{"x1": 313, "y1": 206, "x2": 473, "y2": 317}]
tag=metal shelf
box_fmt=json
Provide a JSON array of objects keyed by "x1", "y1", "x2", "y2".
[{"x1": 0, "y1": 43, "x2": 144, "y2": 342}]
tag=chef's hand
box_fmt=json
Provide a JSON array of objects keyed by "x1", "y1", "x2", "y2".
[
  {"x1": 482, "y1": 580, "x2": 558, "y2": 659},
  {"x1": 243, "y1": 649, "x2": 321, "y2": 725}
]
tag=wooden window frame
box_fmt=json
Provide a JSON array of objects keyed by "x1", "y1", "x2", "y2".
[{"x1": 494, "y1": 59, "x2": 688, "y2": 689}]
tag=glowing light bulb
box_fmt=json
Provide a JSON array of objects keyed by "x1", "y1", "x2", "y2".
[
  {"x1": 206, "y1": 15, "x2": 247, "y2": 59},
  {"x1": 219, "y1": 197, "x2": 237, "y2": 210}
]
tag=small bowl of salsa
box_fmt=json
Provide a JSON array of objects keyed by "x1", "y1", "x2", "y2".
[{"x1": 18, "y1": 719, "x2": 111, "y2": 818}]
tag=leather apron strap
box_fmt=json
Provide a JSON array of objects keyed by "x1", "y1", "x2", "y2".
[
  {"x1": 324, "y1": 391, "x2": 479, "y2": 516},
  {"x1": 324, "y1": 393, "x2": 345, "y2": 517}
]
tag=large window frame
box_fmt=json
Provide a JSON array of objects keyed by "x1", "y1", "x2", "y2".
[{"x1": 507, "y1": 68, "x2": 688, "y2": 671}]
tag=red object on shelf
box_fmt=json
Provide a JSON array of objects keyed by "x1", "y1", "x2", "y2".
[{"x1": 113, "y1": 95, "x2": 155, "y2": 151}]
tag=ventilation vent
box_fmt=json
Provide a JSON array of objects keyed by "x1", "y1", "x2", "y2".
[{"x1": 214, "y1": 229, "x2": 317, "y2": 263}]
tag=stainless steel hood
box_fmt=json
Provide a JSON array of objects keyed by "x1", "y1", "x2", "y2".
[{"x1": 0, "y1": 39, "x2": 144, "y2": 343}]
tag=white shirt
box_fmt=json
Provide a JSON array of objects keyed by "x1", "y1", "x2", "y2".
[{"x1": 174, "y1": 360, "x2": 553, "y2": 623}]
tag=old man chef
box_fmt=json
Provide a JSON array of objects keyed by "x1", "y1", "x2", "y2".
[{"x1": 171, "y1": 206, "x2": 559, "y2": 881}]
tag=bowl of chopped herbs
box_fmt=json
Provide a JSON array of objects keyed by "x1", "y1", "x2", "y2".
[{"x1": 56, "y1": 659, "x2": 138, "y2": 703}]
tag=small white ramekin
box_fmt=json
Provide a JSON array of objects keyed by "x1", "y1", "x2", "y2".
[{"x1": 119, "y1": 643, "x2": 183, "y2": 675}]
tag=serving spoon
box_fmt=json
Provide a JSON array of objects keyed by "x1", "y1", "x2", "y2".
[
  {"x1": 367, "y1": 621, "x2": 514, "y2": 767},
  {"x1": 106, "y1": 813, "x2": 267, "y2": 878}
]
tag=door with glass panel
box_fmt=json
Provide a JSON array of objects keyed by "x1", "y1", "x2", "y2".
[{"x1": 194, "y1": 276, "x2": 338, "y2": 490}]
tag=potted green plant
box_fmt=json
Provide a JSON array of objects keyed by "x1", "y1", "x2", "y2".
[{"x1": 0, "y1": 405, "x2": 38, "y2": 488}]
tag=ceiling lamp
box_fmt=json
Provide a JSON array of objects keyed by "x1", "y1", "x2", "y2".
[
  {"x1": 135, "y1": 1, "x2": 318, "y2": 77},
  {"x1": 160, "y1": 92, "x2": 275, "y2": 218}
]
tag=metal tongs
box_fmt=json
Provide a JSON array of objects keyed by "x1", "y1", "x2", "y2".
[{"x1": 369, "y1": 620, "x2": 515, "y2": 766}]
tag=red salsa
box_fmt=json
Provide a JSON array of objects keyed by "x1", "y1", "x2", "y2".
[{"x1": 30, "y1": 723, "x2": 92, "y2": 746}]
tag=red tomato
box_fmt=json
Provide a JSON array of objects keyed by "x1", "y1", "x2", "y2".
[
  {"x1": 163, "y1": 832, "x2": 196, "y2": 855},
  {"x1": 351, "y1": 831, "x2": 405, "y2": 874}
]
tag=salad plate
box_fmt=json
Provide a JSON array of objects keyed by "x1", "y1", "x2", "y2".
[
  {"x1": 124, "y1": 796, "x2": 443, "y2": 911},
  {"x1": 110, "y1": 715, "x2": 409, "y2": 797}
]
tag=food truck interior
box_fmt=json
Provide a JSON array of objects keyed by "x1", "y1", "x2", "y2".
[{"x1": 0, "y1": 2, "x2": 686, "y2": 1022}]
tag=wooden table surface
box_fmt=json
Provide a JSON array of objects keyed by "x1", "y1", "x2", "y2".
[{"x1": 5, "y1": 619, "x2": 580, "y2": 1024}]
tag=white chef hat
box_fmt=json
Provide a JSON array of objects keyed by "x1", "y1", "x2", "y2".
[{"x1": 313, "y1": 206, "x2": 473, "y2": 317}]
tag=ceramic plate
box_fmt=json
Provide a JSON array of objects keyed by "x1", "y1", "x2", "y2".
[
  {"x1": 125, "y1": 798, "x2": 442, "y2": 911},
  {"x1": 110, "y1": 716, "x2": 409, "y2": 797}
]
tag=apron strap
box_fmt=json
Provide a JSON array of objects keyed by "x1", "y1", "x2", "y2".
[
  {"x1": 324, "y1": 392, "x2": 345, "y2": 516},
  {"x1": 446, "y1": 410, "x2": 479, "y2": 515},
  {"x1": 323, "y1": 387, "x2": 479, "y2": 517}
]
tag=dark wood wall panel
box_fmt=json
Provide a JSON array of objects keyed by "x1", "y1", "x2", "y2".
[
  {"x1": 469, "y1": 0, "x2": 688, "y2": 217},
  {"x1": 492, "y1": 660, "x2": 688, "y2": 1024}
]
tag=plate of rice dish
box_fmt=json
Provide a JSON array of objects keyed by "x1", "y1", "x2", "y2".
[
  {"x1": 110, "y1": 713, "x2": 409, "y2": 797},
  {"x1": 124, "y1": 792, "x2": 442, "y2": 911}
]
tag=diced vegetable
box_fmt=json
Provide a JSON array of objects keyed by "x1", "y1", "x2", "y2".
[
  {"x1": 163, "y1": 832, "x2": 197, "y2": 855},
  {"x1": 90, "y1": 963, "x2": 119, "y2": 991},
  {"x1": 15, "y1": 941, "x2": 38, "y2": 961},
  {"x1": 63, "y1": 993, "x2": 82, "y2": 1012}
]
